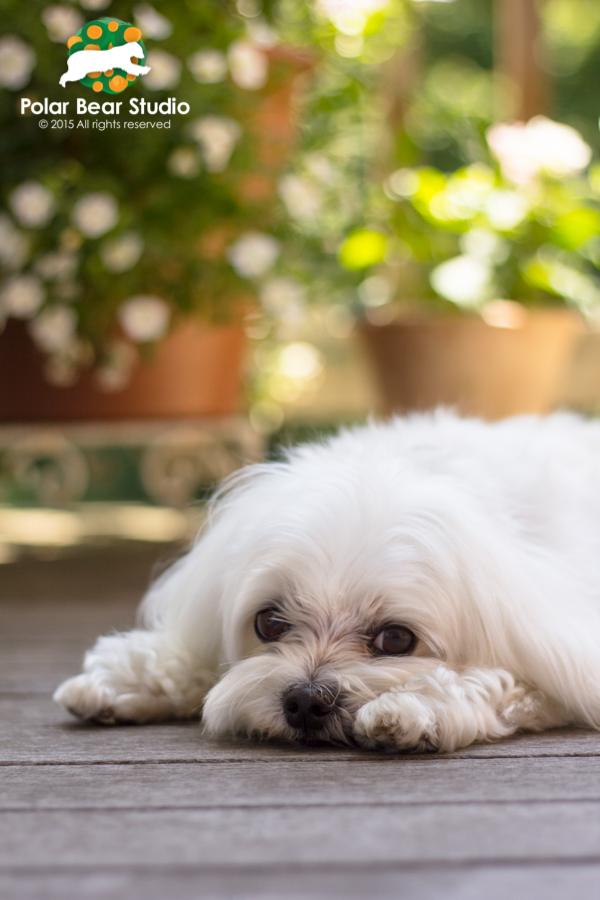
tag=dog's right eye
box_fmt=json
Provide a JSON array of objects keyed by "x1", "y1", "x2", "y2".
[{"x1": 254, "y1": 608, "x2": 290, "y2": 642}]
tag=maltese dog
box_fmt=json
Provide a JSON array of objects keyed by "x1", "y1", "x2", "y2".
[{"x1": 55, "y1": 411, "x2": 600, "y2": 752}]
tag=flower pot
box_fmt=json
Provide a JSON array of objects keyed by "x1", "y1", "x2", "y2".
[
  {"x1": 0, "y1": 319, "x2": 246, "y2": 422},
  {"x1": 558, "y1": 332, "x2": 600, "y2": 415},
  {"x1": 360, "y1": 310, "x2": 584, "y2": 420}
]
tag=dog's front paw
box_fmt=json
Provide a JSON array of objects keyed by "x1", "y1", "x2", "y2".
[
  {"x1": 353, "y1": 691, "x2": 440, "y2": 753},
  {"x1": 53, "y1": 673, "x2": 178, "y2": 724},
  {"x1": 53, "y1": 674, "x2": 122, "y2": 724}
]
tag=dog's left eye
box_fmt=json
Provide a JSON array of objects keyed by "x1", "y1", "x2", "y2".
[
  {"x1": 373, "y1": 626, "x2": 416, "y2": 655},
  {"x1": 255, "y1": 608, "x2": 290, "y2": 642}
]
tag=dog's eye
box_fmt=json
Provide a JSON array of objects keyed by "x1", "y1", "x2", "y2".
[
  {"x1": 373, "y1": 626, "x2": 416, "y2": 656},
  {"x1": 255, "y1": 608, "x2": 290, "y2": 642}
]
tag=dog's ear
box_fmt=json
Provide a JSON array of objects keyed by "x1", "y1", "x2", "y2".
[
  {"x1": 139, "y1": 464, "x2": 271, "y2": 676},
  {"x1": 139, "y1": 525, "x2": 228, "y2": 677}
]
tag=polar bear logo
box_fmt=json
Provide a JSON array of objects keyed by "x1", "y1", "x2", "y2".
[{"x1": 59, "y1": 42, "x2": 150, "y2": 88}]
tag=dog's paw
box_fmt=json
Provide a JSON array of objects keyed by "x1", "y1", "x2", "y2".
[
  {"x1": 53, "y1": 673, "x2": 178, "y2": 725},
  {"x1": 53, "y1": 674, "x2": 123, "y2": 724},
  {"x1": 353, "y1": 690, "x2": 440, "y2": 753}
]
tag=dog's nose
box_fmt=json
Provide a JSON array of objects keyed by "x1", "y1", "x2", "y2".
[{"x1": 283, "y1": 684, "x2": 335, "y2": 734}]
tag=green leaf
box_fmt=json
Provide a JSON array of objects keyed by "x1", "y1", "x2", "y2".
[
  {"x1": 552, "y1": 209, "x2": 600, "y2": 250},
  {"x1": 338, "y1": 229, "x2": 387, "y2": 269}
]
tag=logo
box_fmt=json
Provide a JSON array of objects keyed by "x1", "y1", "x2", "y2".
[{"x1": 59, "y1": 18, "x2": 149, "y2": 94}]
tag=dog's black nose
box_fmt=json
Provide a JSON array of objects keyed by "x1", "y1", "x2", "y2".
[{"x1": 283, "y1": 684, "x2": 335, "y2": 734}]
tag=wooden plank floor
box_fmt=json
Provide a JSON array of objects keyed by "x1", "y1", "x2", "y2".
[{"x1": 2, "y1": 548, "x2": 600, "y2": 899}]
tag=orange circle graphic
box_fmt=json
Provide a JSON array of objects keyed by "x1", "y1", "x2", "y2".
[
  {"x1": 109, "y1": 75, "x2": 128, "y2": 92},
  {"x1": 108, "y1": 21, "x2": 119, "y2": 32},
  {"x1": 93, "y1": 81, "x2": 103, "y2": 92},
  {"x1": 86, "y1": 24, "x2": 102, "y2": 39},
  {"x1": 124, "y1": 26, "x2": 142, "y2": 42},
  {"x1": 67, "y1": 35, "x2": 82, "y2": 49}
]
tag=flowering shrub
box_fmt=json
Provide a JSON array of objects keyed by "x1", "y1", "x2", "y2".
[
  {"x1": 0, "y1": 0, "x2": 316, "y2": 388},
  {"x1": 1, "y1": 0, "x2": 419, "y2": 399},
  {"x1": 378, "y1": 116, "x2": 600, "y2": 322}
]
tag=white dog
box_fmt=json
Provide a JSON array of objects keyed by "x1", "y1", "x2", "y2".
[
  {"x1": 59, "y1": 42, "x2": 150, "y2": 88},
  {"x1": 54, "y1": 411, "x2": 600, "y2": 752}
]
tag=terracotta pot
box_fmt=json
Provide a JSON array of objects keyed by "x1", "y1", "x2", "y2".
[
  {"x1": 558, "y1": 332, "x2": 600, "y2": 414},
  {"x1": 0, "y1": 319, "x2": 246, "y2": 422},
  {"x1": 360, "y1": 310, "x2": 584, "y2": 421}
]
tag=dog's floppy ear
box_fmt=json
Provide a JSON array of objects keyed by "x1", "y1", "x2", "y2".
[
  {"x1": 139, "y1": 462, "x2": 274, "y2": 673},
  {"x1": 138, "y1": 520, "x2": 230, "y2": 677},
  {"x1": 54, "y1": 463, "x2": 273, "y2": 723}
]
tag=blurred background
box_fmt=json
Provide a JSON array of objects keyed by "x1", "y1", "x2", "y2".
[{"x1": 1, "y1": 0, "x2": 600, "y2": 563}]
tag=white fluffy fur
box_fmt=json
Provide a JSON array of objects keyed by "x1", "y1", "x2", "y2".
[{"x1": 55, "y1": 411, "x2": 600, "y2": 752}]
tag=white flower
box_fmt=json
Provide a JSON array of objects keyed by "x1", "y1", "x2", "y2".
[
  {"x1": 133, "y1": 3, "x2": 173, "y2": 40},
  {"x1": 35, "y1": 251, "x2": 78, "y2": 281},
  {"x1": 386, "y1": 168, "x2": 420, "y2": 199},
  {"x1": 187, "y1": 49, "x2": 227, "y2": 83},
  {"x1": 0, "y1": 215, "x2": 28, "y2": 270},
  {"x1": 143, "y1": 50, "x2": 182, "y2": 91},
  {"x1": 481, "y1": 299, "x2": 528, "y2": 330},
  {"x1": 28, "y1": 306, "x2": 78, "y2": 353},
  {"x1": 228, "y1": 40, "x2": 268, "y2": 90},
  {"x1": 460, "y1": 228, "x2": 508, "y2": 263},
  {"x1": 357, "y1": 275, "x2": 393, "y2": 307},
  {"x1": 527, "y1": 116, "x2": 592, "y2": 178},
  {"x1": 245, "y1": 19, "x2": 278, "y2": 49},
  {"x1": 486, "y1": 122, "x2": 541, "y2": 185},
  {"x1": 189, "y1": 117, "x2": 242, "y2": 173},
  {"x1": 305, "y1": 154, "x2": 339, "y2": 185},
  {"x1": 79, "y1": 0, "x2": 111, "y2": 8},
  {"x1": 278, "y1": 342, "x2": 323, "y2": 380},
  {"x1": 41, "y1": 6, "x2": 84, "y2": 43},
  {"x1": 484, "y1": 190, "x2": 530, "y2": 231},
  {"x1": 227, "y1": 232, "x2": 280, "y2": 278},
  {"x1": 95, "y1": 340, "x2": 138, "y2": 392},
  {"x1": 278, "y1": 174, "x2": 323, "y2": 221},
  {"x1": 119, "y1": 295, "x2": 171, "y2": 342},
  {"x1": 316, "y1": 0, "x2": 388, "y2": 35},
  {"x1": 487, "y1": 117, "x2": 592, "y2": 184},
  {"x1": 72, "y1": 193, "x2": 119, "y2": 239},
  {"x1": 0, "y1": 36, "x2": 36, "y2": 90},
  {"x1": 430, "y1": 255, "x2": 493, "y2": 307},
  {"x1": 10, "y1": 182, "x2": 55, "y2": 228},
  {"x1": 1, "y1": 275, "x2": 44, "y2": 318},
  {"x1": 101, "y1": 233, "x2": 144, "y2": 273},
  {"x1": 167, "y1": 147, "x2": 201, "y2": 179},
  {"x1": 259, "y1": 277, "x2": 306, "y2": 321}
]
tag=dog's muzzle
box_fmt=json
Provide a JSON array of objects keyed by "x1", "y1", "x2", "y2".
[{"x1": 282, "y1": 683, "x2": 339, "y2": 739}]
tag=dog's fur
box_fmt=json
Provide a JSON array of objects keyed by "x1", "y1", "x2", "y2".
[{"x1": 54, "y1": 411, "x2": 600, "y2": 752}]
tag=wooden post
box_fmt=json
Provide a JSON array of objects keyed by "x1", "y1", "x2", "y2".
[{"x1": 494, "y1": 0, "x2": 549, "y2": 120}]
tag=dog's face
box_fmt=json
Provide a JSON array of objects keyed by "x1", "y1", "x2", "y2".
[{"x1": 201, "y1": 454, "x2": 486, "y2": 745}]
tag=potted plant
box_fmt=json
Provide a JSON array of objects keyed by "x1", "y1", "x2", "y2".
[
  {"x1": 0, "y1": 0, "x2": 311, "y2": 421},
  {"x1": 356, "y1": 115, "x2": 600, "y2": 419}
]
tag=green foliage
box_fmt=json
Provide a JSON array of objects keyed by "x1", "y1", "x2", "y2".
[
  {"x1": 383, "y1": 122, "x2": 600, "y2": 317},
  {"x1": 0, "y1": 0, "x2": 317, "y2": 384}
]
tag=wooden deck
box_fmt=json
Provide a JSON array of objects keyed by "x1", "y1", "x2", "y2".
[{"x1": 2, "y1": 546, "x2": 600, "y2": 899}]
